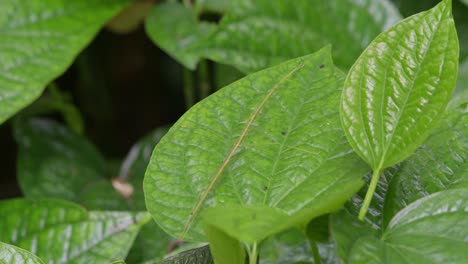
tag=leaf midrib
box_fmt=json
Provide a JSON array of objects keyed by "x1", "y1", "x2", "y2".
[
  {"x1": 379, "y1": 5, "x2": 447, "y2": 168},
  {"x1": 180, "y1": 61, "x2": 305, "y2": 239}
]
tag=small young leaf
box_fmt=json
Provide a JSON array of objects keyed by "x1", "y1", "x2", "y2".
[
  {"x1": 341, "y1": 0, "x2": 459, "y2": 218},
  {"x1": 0, "y1": 0, "x2": 128, "y2": 125},
  {"x1": 204, "y1": 224, "x2": 246, "y2": 264},
  {"x1": 144, "y1": 47, "x2": 369, "y2": 241},
  {"x1": 0, "y1": 242, "x2": 45, "y2": 264},
  {"x1": 0, "y1": 199, "x2": 149, "y2": 264},
  {"x1": 348, "y1": 189, "x2": 468, "y2": 263}
]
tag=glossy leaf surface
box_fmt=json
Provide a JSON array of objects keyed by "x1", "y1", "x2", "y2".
[
  {"x1": 144, "y1": 47, "x2": 369, "y2": 241},
  {"x1": 0, "y1": 0, "x2": 128, "y2": 124},
  {"x1": 391, "y1": 0, "x2": 468, "y2": 60},
  {"x1": 0, "y1": 242, "x2": 45, "y2": 264},
  {"x1": 0, "y1": 199, "x2": 149, "y2": 264},
  {"x1": 382, "y1": 102, "x2": 468, "y2": 225},
  {"x1": 331, "y1": 101, "x2": 468, "y2": 260},
  {"x1": 146, "y1": 0, "x2": 400, "y2": 72},
  {"x1": 341, "y1": 0, "x2": 459, "y2": 170},
  {"x1": 348, "y1": 189, "x2": 468, "y2": 263}
]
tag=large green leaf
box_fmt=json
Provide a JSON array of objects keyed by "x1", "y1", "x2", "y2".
[
  {"x1": 341, "y1": 0, "x2": 459, "y2": 218},
  {"x1": 0, "y1": 0, "x2": 128, "y2": 125},
  {"x1": 144, "y1": 47, "x2": 369, "y2": 242},
  {"x1": 0, "y1": 242, "x2": 45, "y2": 264},
  {"x1": 146, "y1": 0, "x2": 401, "y2": 72},
  {"x1": 347, "y1": 189, "x2": 468, "y2": 263},
  {"x1": 0, "y1": 199, "x2": 149, "y2": 264}
]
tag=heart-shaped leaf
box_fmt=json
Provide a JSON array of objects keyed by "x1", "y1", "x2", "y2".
[
  {"x1": 348, "y1": 189, "x2": 468, "y2": 263},
  {"x1": 146, "y1": 0, "x2": 401, "y2": 72},
  {"x1": 0, "y1": 242, "x2": 45, "y2": 264},
  {"x1": 341, "y1": 0, "x2": 459, "y2": 219},
  {"x1": 144, "y1": 47, "x2": 369, "y2": 242},
  {"x1": 0, "y1": 0, "x2": 128, "y2": 125},
  {"x1": 0, "y1": 199, "x2": 149, "y2": 264}
]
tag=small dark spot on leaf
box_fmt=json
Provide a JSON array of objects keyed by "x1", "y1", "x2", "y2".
[
  {"x1": 319, "y1": 64, "x2": 325, "y2": 69},
  {"x1": 281, "y1": 131, "x2": 286, "y2": 136},
  {"x1": 263, "y1": 186, "x2": 268, "y2": 191}
]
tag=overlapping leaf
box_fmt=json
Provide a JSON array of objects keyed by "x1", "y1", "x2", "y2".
[
  {"x1": 146, "y1": 0, "x2": 401, "y2": 72},
  {"x1": 144, "y1": 47, "x2": 369, "y2": 242},
  {"x1": 347, "y1": 189, "x2": 468, "y2": 263},
  {"x1": 331, "y1": 101, "x2": 467, "y2": 261},
  {"x1": 382, "y1": 101, "x2": 467, "y2": 226},
  {"x1": 0, "y1": 242, "x2": 45, "y2": 264},
  {"x1": 0, "y1": 0, "x2": 128, "y2": 125},
  {"x1": 0, "y1": 199, "x2": 149, "y2": 264},
  {"x1": 341, "y1": 0, "x2": 459, "y2": 170}
]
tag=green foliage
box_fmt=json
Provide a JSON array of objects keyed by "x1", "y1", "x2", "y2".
[
  {"x1": 144, "y1": 47, "x2": 368, "y2": 242},
  {"x1": 0, "y1": 0, "x2": 128, "y2": 125},
  {"x1": 340, "y1": 0, "x2": 459, "y2": 219},
  {"x1": 0, "y1": 242, "x2": 45, "y2": 264},
  {"x1": 0, "y1": 0, "x2": 466, "y2": 263},
  {"x1": 146, "y1": 0, "x2": 401, "y2": 72},
  {"x1": 0, "y1": 199, "x2": 149, "y2": 263},
  {"x1": 348, "y1": 189, "x2": 468, "y2": 263}
]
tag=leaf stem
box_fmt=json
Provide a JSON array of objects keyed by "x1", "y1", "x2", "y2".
[
  {"x1": 248, "y1": 242, "x2": 258, "y2": 264},
  {"x1": 359, "y1": 168, "x2": 383, "y2": 220},
  {"x1": 198, "y1": 60, "x2": 211, "y2": 100},
  {"x1": 183, "y1": 68, "x2": 195, "y2": 109},
  {"x1": 309, "y1": 239, "x2": 322, "y2": 264}
]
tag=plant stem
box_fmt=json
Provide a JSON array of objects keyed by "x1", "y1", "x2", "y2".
[
  {"x1": 358, "y1": 168, "x2": 383, "y2": 220},
  {"x1": 248, "y1": 242, "x2": 258, "y2": 264},
  {"x1": 198, "y1": 60, "x2": 211, "y2": 100},
  {"x1": 309, "y1": 239, "x2": 322, "y2": 264},
  {"x1": 183, "y1": 68, "x2": 195, "y2": 109}
]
